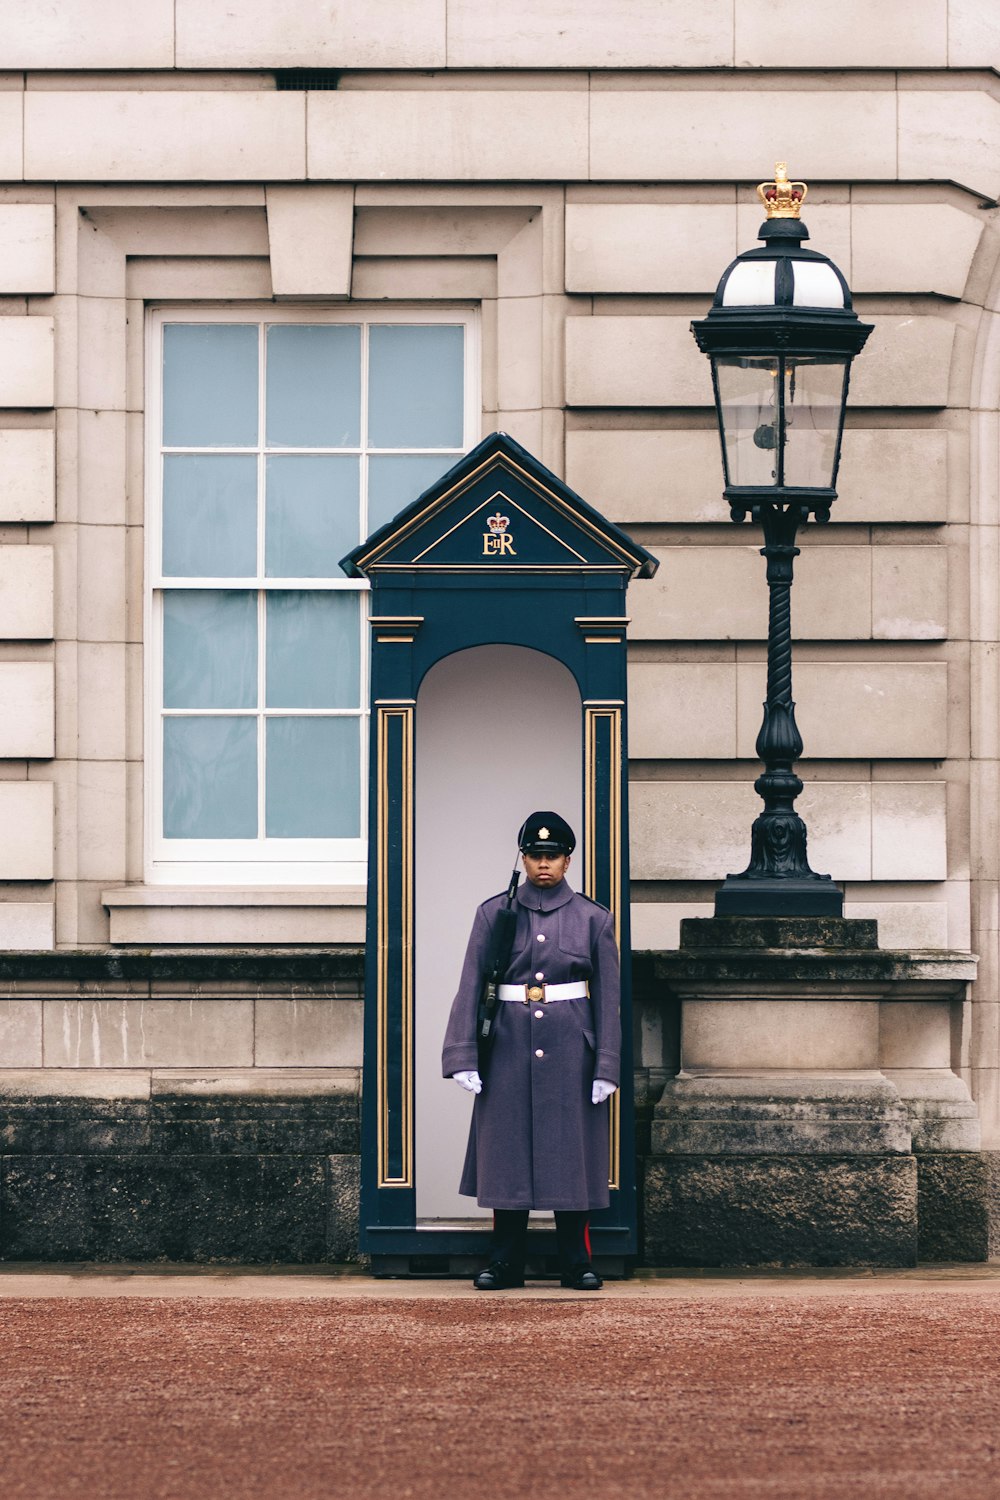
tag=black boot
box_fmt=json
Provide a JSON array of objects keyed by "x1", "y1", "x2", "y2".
[
  {"x1": 474, "y1": 1209, "x2": 528, "y2": 1290},
  {"x1": 473, "y1": 1261, "x2": 525, "y2": 1290},
  {"x1": 555, "y1": 1211, "x2": 603, "y2": 1290}
]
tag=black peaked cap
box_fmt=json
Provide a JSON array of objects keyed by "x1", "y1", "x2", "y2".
[{"x1": 518, "y1": 811, "x2": 575, "y2": 855}]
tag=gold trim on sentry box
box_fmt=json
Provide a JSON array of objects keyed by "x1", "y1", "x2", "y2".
[
  {"x1": 353, "y1": 452, "x2": 646, "y2": 574},
  {"x1": 578, "y1": 617, "x2": 628, "y2": 645},
  {"x1": 369, "y1": 563, "x2": 627, "y2": 575},
  {"x1": 584, "y1": 704, "x2": 624, "y2": 1193},
  {"x1": 609, "y1": 1077, "x2": 621, "y2": 1195},
  {"x1": 370, "y1": 616, "x2": 423, "y2": 645},
  {"x1": 377, "y1": 704, "x2": 414, "y2": 1189},
  {"x1": 412, "y1": 491, "x2": 589, "y2": 566}
]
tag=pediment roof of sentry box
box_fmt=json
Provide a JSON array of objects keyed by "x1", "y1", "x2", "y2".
[{"x1": 341, "y1": 432, "x2": 658, "y2": 579}]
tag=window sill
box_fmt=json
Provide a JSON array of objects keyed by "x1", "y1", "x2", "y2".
[{"x1": 101, "y1": 886, "x2": 366, "y2": 947}]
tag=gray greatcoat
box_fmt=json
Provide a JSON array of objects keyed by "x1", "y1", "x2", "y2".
[{"x1": 441, "y1": 877, "x2": 621, "y2": 1211}]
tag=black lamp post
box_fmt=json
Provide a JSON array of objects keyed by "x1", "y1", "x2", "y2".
[{"x1": 691, "y1": 164, "x2": 873, "y2": 917}]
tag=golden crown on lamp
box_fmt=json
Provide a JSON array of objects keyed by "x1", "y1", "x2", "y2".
[{"x1": 757, "y1": 162, "x2": 808, "y2": 219}]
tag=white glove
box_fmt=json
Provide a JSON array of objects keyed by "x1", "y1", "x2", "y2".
[
  {"x1": 592, "y1": 1078, "x2": 617, "y2": 1105},
  {"x1": 453, "y1": 1070, "x2": 482, "y2": 1094}
]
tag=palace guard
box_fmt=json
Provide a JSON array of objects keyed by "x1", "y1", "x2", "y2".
[{"x1": 441, "y1": 812, "x2": 620, "y2": 1290}]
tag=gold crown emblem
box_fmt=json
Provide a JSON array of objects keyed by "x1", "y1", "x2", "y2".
[
  {"x1": 486, "y1": 512, "x2": 510, "y2": 534},
  {"x1": 756, "y1": 161, "x2": 808, "y2": 220}
]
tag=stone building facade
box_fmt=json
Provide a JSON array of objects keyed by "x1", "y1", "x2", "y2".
[{"x1": 0, "y1": 1, "x2": 997, "y2": 1263}]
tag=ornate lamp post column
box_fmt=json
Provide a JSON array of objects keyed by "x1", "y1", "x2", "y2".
[{"x1": 691, "y1": 164, "x2": 873, "y2": 917}]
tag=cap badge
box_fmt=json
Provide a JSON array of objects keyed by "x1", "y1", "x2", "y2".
[{"x1": 538, "y1": 827, "x2": 550, "y2": 840}]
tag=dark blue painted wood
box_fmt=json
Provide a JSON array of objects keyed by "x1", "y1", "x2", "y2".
[
  {"x1": 343, "y1": 430, "x2": 657, "y2": 584},
  {"x1": 348, "y1": 432, "x2": 657, "y2": 1267}
]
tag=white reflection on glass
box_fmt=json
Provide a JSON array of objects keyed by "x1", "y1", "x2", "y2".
[
  {"x1": 163, "y1": 591, "x2": 257, "y2": 709},
  {"x1": 266, "y1": 717, "x2": 360, "y2": 837},
  {"x1": 163, "y1": 324, "x2": 258, "y2": 448},
  {"x1": 266, "y1": 591, "x2": 360, "y2": 709},
  {"x1": 163, "y1": 715, "x2": 257, "y2": 838}
]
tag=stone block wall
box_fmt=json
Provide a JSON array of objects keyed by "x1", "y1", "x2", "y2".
[
  {"x1": 0, "y1": 953, "x2": 363, "y2": 1262},
  {"x1": 0, "y1": 944, "x2": 984, "y2": 1268},
  {"x1": 0, "y1": 1, "x2": 997, "y2": 1245}
]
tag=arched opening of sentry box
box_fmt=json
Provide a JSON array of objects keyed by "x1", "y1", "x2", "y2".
[{"x1": 414, "y1": 644, "x2": 582, "y2": 1224}]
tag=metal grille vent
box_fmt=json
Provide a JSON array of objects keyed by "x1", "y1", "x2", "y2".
[{"x1": 275, "y1": 70, "x2": 341, "y2": 90}]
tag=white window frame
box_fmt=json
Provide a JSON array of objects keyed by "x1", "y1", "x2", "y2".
[{"x1": 145, "y1": 303, "x2": 480, "y2": 886}]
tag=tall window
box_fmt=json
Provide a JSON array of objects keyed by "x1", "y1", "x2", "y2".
[{"x1": 147, "y1": 307, "x2": 477, "y2": 883}]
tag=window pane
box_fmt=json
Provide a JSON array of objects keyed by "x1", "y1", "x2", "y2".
[
  {"x1": 162, "y1": 455, "x2": 257, "y2": 578},
  {"x1": 163, "y1": 590, "x2": 257, "y2": 709},
  {"x1": 266, "y1": 591, "x2": 360, "y2": 709},
  {"x1": 265, "y1": 455, "x2": 360, "y2": 578},
  {"x1": 266, "y1": 324, "x2": 361, "y2": 448},
  {"x1": 163, "y1": 324, "x2": 258, "y2": 448},
  {"x1": 266, "y1": 717, "x2": 360, "y2": 837},
  {"x1": 367, "y1": 453, "x2": 456, "y2": 535},
  {"x1": 163, "y1": 716, "x2": 257, "y2": 838},
  {"x1": 368, "y1": 325, "x2": 464, "y2": 448}
]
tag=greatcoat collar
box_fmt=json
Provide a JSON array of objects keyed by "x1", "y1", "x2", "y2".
[{"x1": 515, "y1": 877, "x2": 575, "y2": 912}]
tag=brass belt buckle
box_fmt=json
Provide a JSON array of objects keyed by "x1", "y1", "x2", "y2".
[{"x1": 526, "y1": 985, "x2": 544, "y2": 1003}]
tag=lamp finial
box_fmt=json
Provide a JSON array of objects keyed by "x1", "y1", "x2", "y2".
[{"x1": 757, "y1": 162, "x2": 808, "y2": 219}]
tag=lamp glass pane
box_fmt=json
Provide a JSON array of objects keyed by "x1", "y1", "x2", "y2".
[
  {"x1": 782, "y1": 357, "x2": 849, "y2": 489},
  {"x1": 714, "y1": 356, "x2": 781, "y2": 488}
]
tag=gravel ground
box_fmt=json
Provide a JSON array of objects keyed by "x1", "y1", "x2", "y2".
[{"x1": 2, "y1": 1284, "x2": 1000, "y2": 1499}]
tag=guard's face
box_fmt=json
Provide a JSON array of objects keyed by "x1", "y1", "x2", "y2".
[{"x1": 522, "y1": 851, "x2": 570, "y2": 887}]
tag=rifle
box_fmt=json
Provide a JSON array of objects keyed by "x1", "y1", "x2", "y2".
[{"x1": 475, "y1": 862, "x2": 521, "y2": 1076}]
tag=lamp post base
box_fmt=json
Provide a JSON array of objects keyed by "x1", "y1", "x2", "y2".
[{"x1": 714, "y1": 874, "x2": 844, "y2": 918}]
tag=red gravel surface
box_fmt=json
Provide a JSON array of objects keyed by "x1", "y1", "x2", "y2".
[{"x1": 2, "y1": 1291, "x2": 1000, "y2": 1499}]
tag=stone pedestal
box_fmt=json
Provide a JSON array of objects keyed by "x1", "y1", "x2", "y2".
[{"x1": 645, "y1": 917, "x2": 980, "y2": 1267}]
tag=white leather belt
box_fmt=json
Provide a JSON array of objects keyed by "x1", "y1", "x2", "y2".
[{"x1": 499, "y1": 981, "x2": 589, "y2": 1004}]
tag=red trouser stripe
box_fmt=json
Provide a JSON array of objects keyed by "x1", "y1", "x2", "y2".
[{"x1": 583, "y1": 1220, "x2": 592, "y2": 1257}]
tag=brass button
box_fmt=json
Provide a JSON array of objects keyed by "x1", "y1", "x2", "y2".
[
  {"x1": 534, "y1": 1009, "x2": 544, "y2": 1019},
  {"x1": 536, "y1": 934, "x2": 546, "y2": 943},
  {"x1": 535, "y1": 1049, "x2": 544, "y2": 1058},
  {"x1": 527, "y1": 986, "x2": 544, "y2": 1002},
  {"x1": 535, "y1": 971, "x2": 544, "y2": 980}
]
